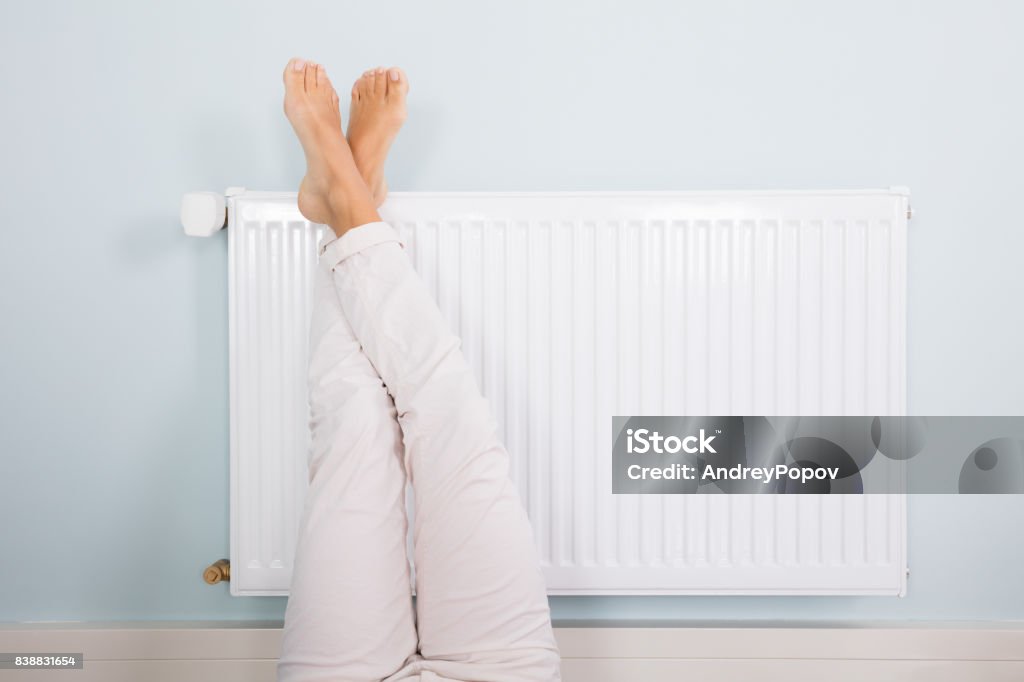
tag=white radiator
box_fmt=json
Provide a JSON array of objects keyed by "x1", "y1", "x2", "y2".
[{"x1": 221, "y1": 189, "x2": 909, "y2": 597}]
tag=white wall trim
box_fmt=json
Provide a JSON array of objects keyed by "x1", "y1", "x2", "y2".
[{"x1": 2, "y1": 621, "x2": 1024, "y2": 681}]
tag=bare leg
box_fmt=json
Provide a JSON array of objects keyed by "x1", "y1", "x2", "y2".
[
  {"x1": 347, "y1": 66, "x2": 409, "y2": 207},
  {"x1": 282, "y1": 57, "x2": 380, "y2": 236},
  {"x1": 278, "y1": 59, "x2": 417, "y2": 682}
]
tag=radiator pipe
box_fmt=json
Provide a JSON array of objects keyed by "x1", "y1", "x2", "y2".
[{"x1": 203, "y1": 559, "x2": 231, "y2": 584}]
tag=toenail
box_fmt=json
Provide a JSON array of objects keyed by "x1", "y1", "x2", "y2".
[
  {"x1": 292, "y1": 59, "x2": 305, "y2": 71},
  {"x1": 377, "y1": 67, "x2": 385, "y2": 74},
  {"x1": 389, "y1": 69, "x2": 400, "y2": 81}
]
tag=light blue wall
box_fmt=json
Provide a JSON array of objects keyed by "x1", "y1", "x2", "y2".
[{"x1": 1, "y1": 0, "x2": 1022, "y2": 623}]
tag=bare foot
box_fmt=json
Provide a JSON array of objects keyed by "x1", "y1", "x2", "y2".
[
  {"x1": 347, "y1": 66, "x2": 409, "y2": 207},
  {"x1": 282, "y1": 58, "x2": 379, "y2": 235}
]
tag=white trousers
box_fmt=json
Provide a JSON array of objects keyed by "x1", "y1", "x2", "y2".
[{"x1": 278, "y1": 222, "x2": 561, "y2": 682}]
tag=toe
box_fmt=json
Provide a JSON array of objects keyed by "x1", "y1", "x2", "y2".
[
  {"x1": 373, "y1": 67, "x2": 387, "y2": 96},
  {"x1": 386, "y1": 67, "x2": 409, "y2": 97},
  {"x1": 303, "y1": 61, "x2": 318, "y2": 92},
  {"x1": 357, "y1": 73, "x2": 372, "y2": 99},
  {"x1": 315, "y1": 64, "x2": 333, "y2": 93},
  {"x1": 283, "y1": 57, "x2": 306, "y2": 89}
]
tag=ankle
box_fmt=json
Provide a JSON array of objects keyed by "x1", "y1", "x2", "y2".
[{"x1": 323, "y1": 180, "x2": 380, "y2": 238}]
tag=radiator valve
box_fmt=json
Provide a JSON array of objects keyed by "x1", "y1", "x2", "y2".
[
  {"x1": 203, "y1": 559, "x2": 231, "y2": 584},
  {"x1": 181, "y1": 191, "x2": 227, "y2": 237}
]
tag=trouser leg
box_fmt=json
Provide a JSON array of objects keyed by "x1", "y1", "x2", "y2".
[
  {"x1": 322, "y1": 223, "x2": 561, "y2": 682},
  {"x1": 278, "y1": 257, "x2": 418, "y2": 682}
]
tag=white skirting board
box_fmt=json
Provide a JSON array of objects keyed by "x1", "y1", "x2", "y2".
[
  {"x1": 227, "y1": 189, "x2": 909, "y2": 596},
  {"x1": 3, "y1": 622, "x2": 1023, "y2": 682}
]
